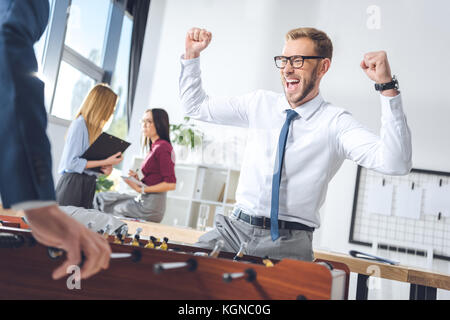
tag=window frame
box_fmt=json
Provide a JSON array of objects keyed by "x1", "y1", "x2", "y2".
[{"x1": 41, "y1": 0, "x2": 129, "y2": 120}]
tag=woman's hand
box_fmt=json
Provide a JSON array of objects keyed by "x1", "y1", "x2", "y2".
[
  {"x1": 101, "y1": 165, "x2": 113, "y2": 176},
  {"x1": 105, "y1": 152, "x2": 123, "y2": 166},
  {"x1": 128, "y1": 170, "x2": 139, "y2": 180},
  {"x1": 124, "y1": 178, "x2": 141, "y2": 193}
]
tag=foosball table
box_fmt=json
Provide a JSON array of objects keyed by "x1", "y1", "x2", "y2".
[{"x1": 0, "y1": 215, "x2": 349, "y2": 300}]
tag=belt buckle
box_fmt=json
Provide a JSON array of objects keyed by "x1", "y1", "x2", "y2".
[{"x1": 233, "y1": 208, "x2": 241, "y2": 220}]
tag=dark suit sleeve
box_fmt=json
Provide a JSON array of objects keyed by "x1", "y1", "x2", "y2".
[{"x1": 0, "y1": 0, "x2": 54, "y2": 208}]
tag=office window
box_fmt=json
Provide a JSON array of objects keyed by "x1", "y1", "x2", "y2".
[
  {"x1": 43, "y1": 0, "x2": 132, "y2": 127},
  {"x1": 65, "y1": 0, "x2": 111, "y2": 66},
  {"x1": 52, "y1": 61, "x2": 96, "y2": 120},
  {"x1": 107, "y1": 14, "x2": 133, "y2": 140}
]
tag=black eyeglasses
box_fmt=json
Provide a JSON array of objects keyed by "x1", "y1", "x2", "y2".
[{"x1": 274, "y1": 55, "x2": 325, "y2": 69}]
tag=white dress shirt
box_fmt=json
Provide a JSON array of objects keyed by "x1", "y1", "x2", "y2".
[
  {"x1": 11, "y1": 200, "x2": 57, "y2": 211},
  {"x1": 179, "y1": 57, "x2": 412, "y2": 228},
  {"x1": 58, "y1": 116, "x2": 98, "y2": 176}
]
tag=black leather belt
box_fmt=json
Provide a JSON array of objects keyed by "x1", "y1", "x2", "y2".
[{"x1": 232, "y1": 209, "x2": 315, "y2": 232}]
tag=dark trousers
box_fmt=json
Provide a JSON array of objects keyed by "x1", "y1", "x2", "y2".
[{"x1": 56, "y1": 173, "x2": 97, "y2": 209}]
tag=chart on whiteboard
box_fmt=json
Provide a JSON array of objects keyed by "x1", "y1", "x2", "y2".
[{"x1": 349, "y1": 166, "x2": 450, "y2": 260}]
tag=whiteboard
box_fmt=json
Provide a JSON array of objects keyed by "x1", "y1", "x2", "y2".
[{"x1": 349, "y1": 166, "x2": 450, "y2": 261}]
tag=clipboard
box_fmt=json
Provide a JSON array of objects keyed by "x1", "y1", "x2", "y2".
[
  {"x1": 121, "y1": 176, "x2": 146, "y2": 188},
  {"x1": 82, "y1": 132, "x2": 131, "y2": 172}
]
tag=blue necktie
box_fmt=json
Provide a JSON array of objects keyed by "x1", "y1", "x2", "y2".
[{"x1": 270, "y1": 109, "x2": 298, "y2": 241}]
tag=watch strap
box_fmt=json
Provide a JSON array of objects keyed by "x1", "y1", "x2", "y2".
[{"x1": 375, "y1": 75, "x2": 399, "y2": 91}]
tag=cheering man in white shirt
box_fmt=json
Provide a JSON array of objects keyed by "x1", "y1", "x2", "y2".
[{"x1": 179, "y1": 27, "x2": 412, "y2": 261}]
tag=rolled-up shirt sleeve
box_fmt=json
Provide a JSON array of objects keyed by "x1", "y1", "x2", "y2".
[
  {"x1": 58, "y1": 118, "x2": 88, "y2": 174},
  {"x1": 11, "y1": 200, "x2": 57, "y2": 211},
  {"x1": 158, "y1": 146, "x2": 176, "y2": 183}
]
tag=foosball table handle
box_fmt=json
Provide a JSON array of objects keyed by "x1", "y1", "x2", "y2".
[
  {"x1": 153, "y1": 258, "x2": 198, "y2": 274},
  {"x1": 223, "y1": 268, "x2": 257, "y2": 283},
  {"x1": 0, "y1": 232, "x2": 25, "y2": 249}
]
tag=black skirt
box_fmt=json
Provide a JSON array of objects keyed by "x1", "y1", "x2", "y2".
[{"x1": 55, "y1": 172, "x2": 97, "y2": 209}]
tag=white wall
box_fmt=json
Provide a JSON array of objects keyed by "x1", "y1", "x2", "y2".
[
  {"x1": 123, "y1": 0, "x2": 167, "y2": 172},
  {"x1": 47, "y1": 116, "x2": 71, "y2": 186},
  {"x1": 129, "y1": 0, "x2": 450, "y2": 299}
]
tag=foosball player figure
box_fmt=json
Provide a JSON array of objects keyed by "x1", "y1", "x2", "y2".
[
  {"x1": 262, "y1": 256, "x2": 274, "y2": 267},
  {"x1": 157, "y1": 237, "x2": 169, "y2": 251},
  {"x1": 114, "y1": 232, "x2": 124, "y2": 245},
  {"x1": 131, "y1": 227, "x2": 143, "y2": 247},
  {"x1": 102, "y1": 225, "x2": 111, "y2": 239},
  {"x1": 233, "y1": 242, "x2": 248, "y2": 261},
  {"x1": 145, "y1": 236, "x2": 158, "y2": 249}
]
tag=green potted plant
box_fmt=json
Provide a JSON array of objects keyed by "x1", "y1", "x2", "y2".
[
  {"x1": 170, "y1": 117, "x2": 203, "y2": 149},
  {"x1": 96, "y1": 174, "x2": 114, "y2": 193},
  {"x1": 170, "y1": 117, "x2": 204, "y2": 163}
]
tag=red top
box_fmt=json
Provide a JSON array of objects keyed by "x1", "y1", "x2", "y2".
[{"x1": 141, "y1": 139, "x2": 176, "y2": 187}]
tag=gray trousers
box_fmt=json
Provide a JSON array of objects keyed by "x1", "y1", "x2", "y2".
[
  {"x1": 60, "y1": 206, "x2": 128, "y2": 236},
  {"x1": 195, "y1": 213, "x2": 314, "y2": 262},
  {"x1": 93, "y1": 191, "x2": 166, "y2": 223}
]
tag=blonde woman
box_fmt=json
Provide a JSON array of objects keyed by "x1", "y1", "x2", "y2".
[{"x1": 56, "y1": 83, "x2": 123, "y2": 209}]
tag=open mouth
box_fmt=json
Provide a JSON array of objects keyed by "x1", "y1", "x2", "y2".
[{"x1": 285, "y1": 78, "x2": 300, "y2": 92}]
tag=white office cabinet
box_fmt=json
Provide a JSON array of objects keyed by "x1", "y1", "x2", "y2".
[{"x1": 161, "y1": 164, "x2": 240, "y2": 230}]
